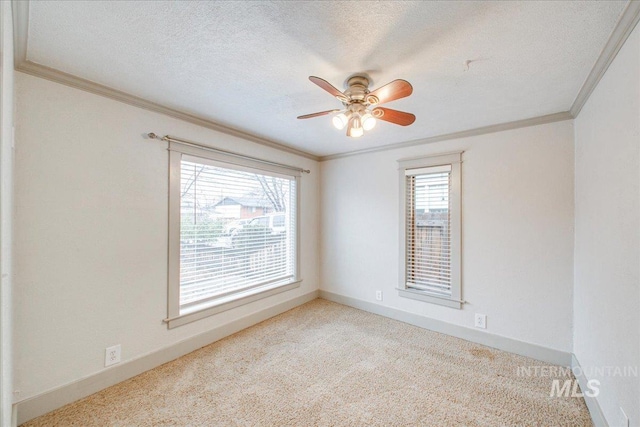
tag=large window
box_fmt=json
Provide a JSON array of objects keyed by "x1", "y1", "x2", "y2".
[
  {"x1": 167, "y1": 144, "x2": 300, "y2": 328},
  {"x1": 398, "y1": 152, "x2": 462, "y2": 309}
]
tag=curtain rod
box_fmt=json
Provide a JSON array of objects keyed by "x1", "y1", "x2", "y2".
[{"x1": 146, "y1": 133, "x2": 311, "y2": 174}]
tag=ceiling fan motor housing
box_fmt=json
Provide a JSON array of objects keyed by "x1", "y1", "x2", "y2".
[{"x1": 344, "y1": 75, "x2": 370, "y2": 103}]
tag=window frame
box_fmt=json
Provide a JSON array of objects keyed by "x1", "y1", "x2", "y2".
[
  {"x1": 166, "y1": 142, "x2": 301, "y2": 329},
  {"x1": 397, "y1": 152, "x2": 463, "y2": 309}
]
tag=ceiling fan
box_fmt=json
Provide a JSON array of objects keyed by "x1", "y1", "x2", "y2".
[{"x1": 297, "y1": 75, "x2": 415, "y2": 137}]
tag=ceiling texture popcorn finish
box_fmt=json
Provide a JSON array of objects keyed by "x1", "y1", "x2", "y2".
[{"x1": 18, "y1": 1, "x2": 632, "y2": 157}]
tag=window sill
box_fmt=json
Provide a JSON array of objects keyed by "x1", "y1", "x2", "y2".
[
  {"x1": 166, "y1": 279, "x2": 302, "y2": 329},
  {"x1": 397, "y1": 287, "x2": 462, "y2": 309}
]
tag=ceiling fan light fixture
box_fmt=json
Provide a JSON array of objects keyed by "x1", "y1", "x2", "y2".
[
  {"x1": 361, "y1": 111, "x2": 376, "y2": 131},
  {"x1": 347, "y1": 125, "x2": 364, "y2": 138},
  {"x1": 347, "y1": 115, "x2": 363, "y2": 138},
  {"x1": 332, "y1": 112, "x2": 349, "y2": 130}
]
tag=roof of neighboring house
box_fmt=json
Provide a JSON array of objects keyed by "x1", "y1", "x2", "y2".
[{"x1": 215, "y1": 196, "x2": 273, "y2": 209}]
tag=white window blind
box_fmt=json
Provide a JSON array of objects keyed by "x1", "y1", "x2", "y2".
[
  {"x1": 178, "y1": 157, "x2": 297, "y2": 313},
  {"x1": 405, "y1": 165, "x2": 452, "y2": 296}
]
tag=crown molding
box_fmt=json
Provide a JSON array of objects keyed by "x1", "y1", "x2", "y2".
[
  {"x1": 14, "y1": 60, "x2": 321, "y2": 162},
  {"x1": 570, "y1": 0, "x2": 640, "y2": 118},
  {"x1": 319, "y1": 111, "x2": 573, "y2": 161},
  {"x1": 12, "y1": 58, "x2": 572, "y2": 165},
  {"x1": 12, "y1": 0, "x2": 639, "y2": 162},
  {"x1": 323, "y1": 0, "x2": 640, "y2": 162},
  {"x1": 11, "y1": 1, "x2": 320, "y2": 162}
]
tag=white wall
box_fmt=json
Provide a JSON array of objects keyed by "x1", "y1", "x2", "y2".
[
  {"x1": 13, "y1": 73, "x2": 320, "y2": 402},
  {"x1": 320, "y1": 120, "x2": 575, "y2": 352},
  {"x1": 574, "y1": 23, "x2": 640, "y2": 426},
  {"x1": 0, "y1": 1, "x2": 15, "y2": 425}
]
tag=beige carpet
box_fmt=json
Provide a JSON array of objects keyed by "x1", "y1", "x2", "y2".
[{"x1": 23, "y1": 299, "x2": 592, "y2": 426}]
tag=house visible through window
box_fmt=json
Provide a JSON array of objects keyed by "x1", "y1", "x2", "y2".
[
  {"x1": 168, "y1": 148, "x2": 300, "y2": 327},
  {"x1": 398, "y1": 152, "x2": 462, "y2": 309}
]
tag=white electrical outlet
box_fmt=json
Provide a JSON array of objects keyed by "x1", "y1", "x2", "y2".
[
  {"x1": 474, "y1": 313, "x2": 487, "y2": 329},
  {"x1": 620, "y1": 407, "x2": 629, "y2": 427},
  {"x1": 375, "y1": 290, "x2": 383, "y2": 301},
  {"x1": 105, "y1": 344, "x2": 121, "y2": 367}
]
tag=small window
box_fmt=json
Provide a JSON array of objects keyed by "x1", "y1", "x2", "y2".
[
  {"x1": 398, "y1": 152, "x2": 462, "y2": 309},
  {"x1": 167, "y1": 146, "x2": 300, "y2": 328}
]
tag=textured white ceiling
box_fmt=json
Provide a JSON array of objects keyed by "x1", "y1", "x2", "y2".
[{"x1": 27, "y1": 1, "x2": 626, "y2": 156}]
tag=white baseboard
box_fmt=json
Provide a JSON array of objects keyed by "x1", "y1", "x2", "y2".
[
  {"x1": 15, "y1": 290, "x2": 585, "y2": 426},
  {"x1": 15, "y1": 290, "x2": 319, "y2": 425},
  {"x1": 319, "y1": 290, "x2": 572, "y2": 367},
  {"x1": 572, "y1": 354, "x2": 608, "y2": 427},
  {"x1": 322, "y1": 290, "x2": 607, "y2": 425}
]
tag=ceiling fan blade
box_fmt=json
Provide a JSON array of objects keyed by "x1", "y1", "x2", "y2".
[
  {"x1": 366, "y1": 79, "x2": 413, "y2": 105},
  {"x1": 297, "y1": 109, "x2": 339, "y2": 119},
  {"x1": 372, "y1": 107, "x2": 416, "y2": 126},
  {"x1": 309, "y1": 76, "x2": 348, "y2": 102}
]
